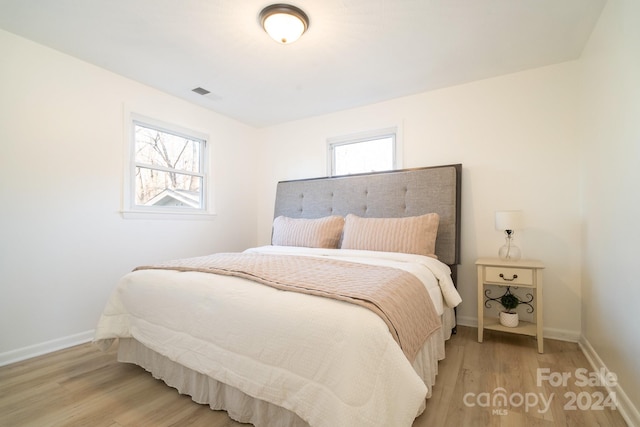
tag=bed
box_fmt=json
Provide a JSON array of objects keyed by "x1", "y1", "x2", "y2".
[{"x1": 94, "y1": 164, "x2": 462, "y2": 427}]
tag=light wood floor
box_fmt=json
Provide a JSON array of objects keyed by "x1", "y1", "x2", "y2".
[{"x1": 0, "y1": 326, "x2": 627, "y2": 427}]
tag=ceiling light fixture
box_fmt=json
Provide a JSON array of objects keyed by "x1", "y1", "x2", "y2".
[{"x1": 259, "y1": 4, "x2": 309, "y2": 44}]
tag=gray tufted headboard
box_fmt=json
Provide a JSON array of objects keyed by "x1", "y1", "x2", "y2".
[{"x1": 274, "y1": 164, "x2": 461, "y2": 267}]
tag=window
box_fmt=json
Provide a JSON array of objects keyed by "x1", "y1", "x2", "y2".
[
  {"x1": 328, "y1": 127, "x2": 400, "y2": 176},
  {"x1": 124, "y1": 115, "x2": 209, "y2": 217}
]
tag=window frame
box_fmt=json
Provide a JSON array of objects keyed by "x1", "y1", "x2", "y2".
[
  {"x1": 327, "y1": 126, "x2": 402, "y2": 177},
  {"x1": 122, "y1": 113, "x2": 214, "y2": 219}
]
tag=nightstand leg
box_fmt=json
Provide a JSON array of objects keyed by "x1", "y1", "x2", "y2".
[
  {"x1": 536, "y1": 269, "x2": 543, "y2": 353},
  {"x1": 477, "y1": 265, "x2": 484, "y2": 343}
]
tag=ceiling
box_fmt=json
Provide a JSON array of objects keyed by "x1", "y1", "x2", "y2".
[{"x1": 0, "y1": 0, "x2": 605, "y2": 127}]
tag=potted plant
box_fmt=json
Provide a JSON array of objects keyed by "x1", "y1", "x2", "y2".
[{"x1": 499, "y1": 292, "x2": 520, "y2": 327}]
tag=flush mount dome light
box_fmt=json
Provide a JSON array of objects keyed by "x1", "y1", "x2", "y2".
[{"x1": 259, "y1": 4, "x2": 309, "y2": 44}]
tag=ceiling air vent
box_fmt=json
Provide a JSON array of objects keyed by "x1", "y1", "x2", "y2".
[{"x1": 192, "y1": 87, "x2": 211, "y2": 95}]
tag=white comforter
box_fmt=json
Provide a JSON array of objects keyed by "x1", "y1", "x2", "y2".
[{"x1": 94, "y1": 246, "x2": 461, "y2": 427}]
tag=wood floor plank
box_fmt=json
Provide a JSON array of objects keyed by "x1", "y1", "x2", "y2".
[{"x1": 0, "y1": 326, "x2": 628, "y2": 427}]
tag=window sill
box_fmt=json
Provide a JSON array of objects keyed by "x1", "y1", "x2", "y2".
[{"x1": 120, "y1": 210, "x2": 217, "y2": 220}]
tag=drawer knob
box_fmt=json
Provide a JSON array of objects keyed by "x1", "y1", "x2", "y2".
[{"x1": 499, "y1": 273, "x2": 518, "y2": 281}]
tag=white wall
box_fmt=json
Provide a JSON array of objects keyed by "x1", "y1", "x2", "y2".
[
  {"x1": 579, "y1": 0, "x2": 640, "y2": 421},
  {"x1": 0, "y1": 30, "x2": 258, "y2": 361},
  {"x1": 256, "y1": 61, "x2": 583, "y2": 340}
]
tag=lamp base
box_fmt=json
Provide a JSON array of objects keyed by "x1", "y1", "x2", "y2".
[{"x1": 498, "y1": 244, "x2": 521, "y2": 261}]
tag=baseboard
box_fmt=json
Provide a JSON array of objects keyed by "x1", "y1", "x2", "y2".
[
  {"x1": 542, "y1": 326, "x2": 581, "y2": 343},
  {"x1": 0, "y1": 330, "x2": 95, "y2": 367},
  {"x1": 456, "y1": 316, "x2": 580, "y2": 342},
  {"x1": 579, "y1": 336, "x2": 640, "y2": 427},
  {"x1": 455, "y1": 315, "x2": 478, "y2": 329}
]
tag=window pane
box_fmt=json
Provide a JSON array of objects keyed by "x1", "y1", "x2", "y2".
[
  {"x1": 135, "y1": 167, "x2": 202, "y2": 208},
  {"x1": 334, "y1": 137, "x2": 394, "y2": 175},
  {"x1": 134, "y1": 123, "x2": 202, "y2": 173}
]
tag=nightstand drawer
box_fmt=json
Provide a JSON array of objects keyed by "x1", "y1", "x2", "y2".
[{"x1": 484, "y1": 266, "x2": 533, "y2": 285}]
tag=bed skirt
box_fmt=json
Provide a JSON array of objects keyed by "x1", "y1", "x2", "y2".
[{"x1": 117, "y1": 308, "x2": 455, "y2": 427}]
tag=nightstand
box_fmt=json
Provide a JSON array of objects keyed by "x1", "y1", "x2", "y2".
[{"x1": 476, "y1": 258, "x2": 545, "y2": 353}]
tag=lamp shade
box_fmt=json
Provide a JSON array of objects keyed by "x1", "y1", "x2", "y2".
[{"x1": 495, "y1": 210, "x2": 524, "y2": 231}]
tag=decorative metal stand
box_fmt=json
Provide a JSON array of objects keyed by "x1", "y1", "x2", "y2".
[{"x1": 484, "y1": 286, "x2": 534, "y2": 313}]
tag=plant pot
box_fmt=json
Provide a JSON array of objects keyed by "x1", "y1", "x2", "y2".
[{"x1": 500, "y1": 311, "x2": 519, "y2": 328}]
